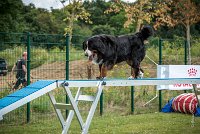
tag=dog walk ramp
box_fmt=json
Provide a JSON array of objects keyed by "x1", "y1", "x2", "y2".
[
  {"x1": 1, "y1": 78, "x2": 200, "y2": 133},
  {"x1": 0, "y1": 80, "x2": 57, "y2": 120}
]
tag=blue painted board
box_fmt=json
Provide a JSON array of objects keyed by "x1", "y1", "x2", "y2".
[{"x1": 0, "y1": 80, "x2": 56, "y2": 110}]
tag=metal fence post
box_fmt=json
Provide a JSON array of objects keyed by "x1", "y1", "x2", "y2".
[
  {"x1": 131, "y1": 86, "x2": 134, "y2": 113},
  {"x1": 27, "y1": 32, "x2": 31, "y2": 123},
  {"x1": 65, "y1": 35, "x2": 70, "y2": 117},
  {"x1": 100, "y1": 91, "x2": 103, "y2": 116},
  {"x1": 158, "y1": 38, "x2": 162, "y2": 112},
  {"x1": 184, "y1": 40, "x2": 187, "y2": 65}
]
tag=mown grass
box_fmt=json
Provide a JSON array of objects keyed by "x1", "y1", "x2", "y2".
[{"x1": 1, "y1": 112, "x2": 200, "y2": 134}]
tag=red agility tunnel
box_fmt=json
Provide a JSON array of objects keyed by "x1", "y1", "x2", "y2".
[{"x1": 172, "y1": 93, "x2": 198, "y2": 114}]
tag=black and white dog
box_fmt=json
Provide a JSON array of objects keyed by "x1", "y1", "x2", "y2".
[{"x1": 83, "y1": 25, "x2": 153, "y2": 79}]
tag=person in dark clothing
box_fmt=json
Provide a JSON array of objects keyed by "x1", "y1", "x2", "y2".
[{"x1": 11, "y1": 52, "x2": 27, "y2": 90}]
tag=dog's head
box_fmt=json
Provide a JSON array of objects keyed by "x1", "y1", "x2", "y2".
[{"x1": 83, "y1": 38, "x2": 104, "y2": 65}]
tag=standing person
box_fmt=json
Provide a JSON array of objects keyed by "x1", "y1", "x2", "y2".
[{"x1": 11, "y1": 51, "x2": 27, "y2": 90}]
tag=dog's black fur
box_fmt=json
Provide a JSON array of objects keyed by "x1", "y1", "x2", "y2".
[{"x1": 83, "y1": 25, "x2": 153, "y2": 79}]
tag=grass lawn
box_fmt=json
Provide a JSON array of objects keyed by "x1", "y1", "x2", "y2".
[{"x1": 1, "y1": 112, "x2": 200, "y2": 134}]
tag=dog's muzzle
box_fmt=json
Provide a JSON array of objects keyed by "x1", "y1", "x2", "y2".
[{"x1": 85, "y1": 50, "x2": 93, "y2": 61}]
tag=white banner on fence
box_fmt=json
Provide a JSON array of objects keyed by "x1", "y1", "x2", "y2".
[{"x1": 157, "y1": 65, "x2": 200, "y2": 90}]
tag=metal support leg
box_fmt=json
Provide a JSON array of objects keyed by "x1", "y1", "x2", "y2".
[
  {"x1": 62, "y1": 87, "x2": 82, "y2": 134},
  {"x1": 82, "y1": 82, "x2": 103, "y2": 134},
  {"x1": 191, "y1": 84, "x2": 200, "y2": 127},
  {"x1": 48, "y1": 91, "x2": 65, "y2": 128},
  {"x1": 192, "y1": 84, "x2": 200, "y2": 106},
  {"x1": 49, "y1": 87, "x2": 83, "y2": 133},
  {"x1": 61, "y1": 81, "x2": 104, "y2": 134},
  {"x1": 64, "y1": 86, "x2": 84, "y2": 128}
]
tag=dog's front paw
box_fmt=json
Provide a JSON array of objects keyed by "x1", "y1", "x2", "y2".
[
  {"x1": 128, "y1": 76, "x2": 135, "y2": 80},
  {"x1": 137, "y1": 70, "x2": 144, "y2": 79},
  {"x1": 128, "y1": 75, "x2": 142, "y2": 79}
]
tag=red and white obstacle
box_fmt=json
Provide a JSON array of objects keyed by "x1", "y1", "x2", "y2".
[{"x1": 172, "y1": 93, "x2": 198, "y2": 114}]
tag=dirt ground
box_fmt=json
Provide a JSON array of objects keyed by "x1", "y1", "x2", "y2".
[
  {"x1": 30, "y1": 60, "x2": 99, "y2": 80},
  {"x1": 0, "y1": 59, "x2": 157, "y2": 92},
  {"x1": 0, "y1": 60, "x2": 99, "y2": 90}
]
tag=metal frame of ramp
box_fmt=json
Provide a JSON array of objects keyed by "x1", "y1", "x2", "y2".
[
  {"x1": 0, "y1": 80, "x2": 57, "y2": 120},
  {"x1": 52, "y1": 78, "x2": 200, "y2": 134}
]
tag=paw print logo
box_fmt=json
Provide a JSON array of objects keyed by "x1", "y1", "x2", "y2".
[{"x1": 188, "y1": 68, "x2": 197, "y2": 77}]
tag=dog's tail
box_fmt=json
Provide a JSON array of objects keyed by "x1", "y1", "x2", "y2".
[{"x1": 140, "y1": 25, "x2": 154, "y2": 40}]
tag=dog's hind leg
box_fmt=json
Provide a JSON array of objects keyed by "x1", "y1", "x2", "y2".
[
  {"x1": 131, "y1": 67, "x2": 139, "y2": 79},
  {"x1": 126, "y1": 59, "x2": 140, "y2": 79}
]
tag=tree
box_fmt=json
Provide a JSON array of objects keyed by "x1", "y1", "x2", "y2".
[
  {"x1": 0, "y1": 0, "x2": 24, "y2": 32},
  {"x1": 51, "y1": 9, "x2": 66, "y2": 34},
  {"x1": 62, "y1": 0, "x2": 92, "y2": 45},
  {"x1": 92, "y1": 24, "x2": 116, "y2": 35},
  {"x1": 35, "y1": 10, "x2": 57, "y2": 33},
  {"x1": 106, "y1": 0, "x2": 173, "y2": 32},
  {"x1": 108, "y1": 11, "x2": 130, "y2": 35},
  {"x1": 83, "y1": 0, "x2": 111, "y2": 26},
  {"x1": 23, "y1": 5, "x2": 57, "y2": 33},
  {"x1": 83, "y1": 0, "x2": 128, "y2": 35},
  {"x1": 170, "y1": 0, "x2": 200, "y2": 64}
]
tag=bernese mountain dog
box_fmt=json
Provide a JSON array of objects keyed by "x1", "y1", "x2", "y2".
[{"x1": 83, "y1": 25, "x2": 153, "y2": 79}]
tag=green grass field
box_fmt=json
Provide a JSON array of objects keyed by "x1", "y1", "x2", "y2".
[{"x1": 1, "y1": 112, "x2": 200, "y2": 134}]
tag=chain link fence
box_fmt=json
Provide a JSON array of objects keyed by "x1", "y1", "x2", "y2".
[{"x1": 0, "y1": 33, "x2": 199, "y2": 126}]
